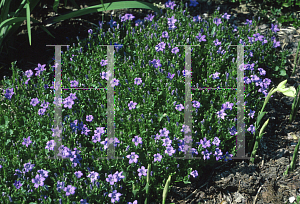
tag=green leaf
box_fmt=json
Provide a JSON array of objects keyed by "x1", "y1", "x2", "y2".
[
  {"x1": 25, "y1": 1, "x2": 31, "y2": 46},
  {"x1": 278, "y1": 87, "x2": 296, "y2": 98},
  {"x1": 282, "y1": 2, "x2": 292, "y2": 7},
  {"x1": 5, "y1": 139, "x2": 11, "y2": 146},
  {"x1": 255, "y1": 111, "x2": 267, "y2": 128},
  {"x1": 279, "y1": 69, "x2": 287, "y2": 76},
  {"x1": 42, "y1": 1, "x2": 162, "y2": 25},
  {"x1": 53, "y1": 0, "x2": 60, "y2": 13}
]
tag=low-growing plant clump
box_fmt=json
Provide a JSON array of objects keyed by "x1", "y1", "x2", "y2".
[{"x1": 0, "y1": 0, "x2": 297, "y2": 203}]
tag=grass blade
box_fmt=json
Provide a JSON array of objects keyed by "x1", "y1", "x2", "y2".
[
  {"x1": 290, "y1": 84, "x2": 300, "y2": 123},
  {"x1": 53, "y1": 0, "x2": 60, "y2": 13},
  {"x1": 162, "y1": 175, "x2": 171, "y2": 204},
  {"x1": 250, "y1": 118, "x2": 269, "y2": 163},
  {"x1": 283, "y1": 137, "x2": 300, "y2": 177},
  {"x1": 25, "y1": 0, "x2": 31, "y2": 46}
]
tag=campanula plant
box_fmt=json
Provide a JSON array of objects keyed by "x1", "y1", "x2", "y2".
[{"x1": 0, "y1": 0, "x2": 295, "y2": 203}]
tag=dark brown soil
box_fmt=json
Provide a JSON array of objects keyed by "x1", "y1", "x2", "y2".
[{"x1": 1, "y1": 1, "x2": 300, "y2": 204}]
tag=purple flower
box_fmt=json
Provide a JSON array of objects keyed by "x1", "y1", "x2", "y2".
[
  {"x1": 70, "y1": 80, "x2": 79, "y2": 88},
  {"x1": 201, "y1": 149, "x2": 212, "y2": 160},
  {"x1": 222, "y1": 13, "x2": 231, "y2": 20},
  {"x1": 189, "y1": 0, "x2": 199, "y2": 7},
  {"x1": 101, "y1": 71, "x2": 112, "y2": 80},
  {"x1": 159, "y1": 128, "x2": 170, "y2": 137},
  {"x1": 37, "y1": 169, "x2": 49, "y2": 178},
  {"x1": 30, "y1": 98, "x2": 40, "y2": 107},
  {"x1": 132, "y1": 135, "x2": 143, "y2": 147},
  {"x1": 162, "y1": 31, "x2": 169, "y2": 38},
  {"x1": 193, "y1": 15, "x2": 201, "y2": 23},
  {"x1": 110, "y1": 78, "x2": 119, "y2": 87},
  {"x1": 273, "y1": 39, "x2": 280, "y2": 48},
  {"x1": 213, "y1": 39, "x2": 222, "y2": 46},
  {"x1": 134, "y1": 78, "x2": 142, "y2": 85},
  {"x1": 106, "y1": 174, "x2": 118, "y2": 185},
  {"x1": 63, "y1": 97, "x2": 74, "y2": 109},
  {"x1": 135, "y1": 19, "x2": 144, "y2": 26},
  {"x1": 247, "y1": 124, "x2": 255, "y2": 134},
  {"x1": 22, "y1": 136, "x2": 32, "y2": 147},
  {"x1": 128, "y1": 101, "x2": 137, "y2": 110},
  {"x1": 214, "y1": 148, "x2": 223, "y2": 161},
  {"x1": 100, "y1": 59, "x2": 108, "y2": 66},
  {"x1": 155, "y1": 42, "x2": 166, "y2": 52},
  {"x1": 64, "y1": 185, "x2": 76, "y2": 196},
  {"x1": 197, "y1": 137, "x2": 211, "y2": 148},
  {"x1": 213, "y1": 18, "x2": 222, "y2": 26},
  {"x1": 92, "y1": 134, "x2": 101, "y2": 143},
  {"x1": 171, "y1": 47, "x2": 179, "y2": 54},
  {"x1": 216, "y1": 109, "x2": 227, "y2": 119},
  {"x1": 25, "y1": 70, "x2": 33, "y2": 78},
  {"x1": 190, "y1": 170, "x2": 198, "y2": 178},
  {"x1": 137, "y1": 166, "x2": 148, "y2": 177},
  {"x1": 165, "y1": 0, "x2": 176, "y2": 10},
  {"x1": 67, "y1": 93, "x2": 78, "y2": 102},
  {"x1": 125, "y1": 14, "x2": 135, "y2": 21},
  {"x1": 34, "y1": 63, "x2": 46, "y2": 75},
  {"x1": 126, "y1": 152, "x2": 139, "y2": 164},
  {"x1": 45, "y1": 140, "x2": 56, "y2": 151},
  {"x1": 167, "y1": 72, "x2": 175, "y2": 80},
  {"x1": 195, "y1": 33, "x2": 206, "y2": 42},
  {"x1": 222, "y1": 102, "x2": 234, "y2": 111},
  {"x1": 165, "y1": 146, "x2": 176, "y2": 156},
  {"x1": 258, "y1": 68, "x2": 266, "y2": 76},
  {"x1": 57, "y1": 181, "x2": 65, "y2": 193},
  {"x1": 94, "y1": 127, "x2": 105, "y2": 135},
  {"x1": 229, "y1": 126, "x2": 237, "y2": 136},
  {"x1": 108, "y1": 190, "x2": 122, "y2": 203},
  {"x1": 87, "y1": 171, "x2": 99, "y2": 183},
  {"x1": 248, "y1": 109, "x2": 255, "y2": 119},
  {"x1": 151, "y1": 59, "x2": 162, "y2": 68},
  {"x1": 223, "y1": 152, "x2": 233, "y2": 162},
  {"x1": 3, "y1": 88, "x2": 14, "y2": 100},
  {"x1": 192, "y1": 100, "x2": 201, "y2": 108},
  {"x1": 32, "y1": 174, "x2": 45, "y2": 188},
  {"x1": 271, "y1": 24, "x2": 280, "y2": 33},
  {"x1": 41, "y1": 101, "x2": 50, "y2": 109},
  {"x1": 175, "y1": 103, "x2": 184, "y2": 111},
  {"x1": 80, "y1": 199, "x2": 89, "y2": 204},
  {"x1": 86, "y1": 115, "x2": 94, "y2": 122},
  {"x1": 88, "y1": 29, "x2": 93, "y2": 35},
  {"x1": 38, "y1": 108, "x2": 46, "y2": 116},
  {"x1": 210, "y1": 72, "x2": 220, "y2": 80},
  {"x1": 245, "y1": 19, "x2": 252, "y2": 26},
  {"x1": 13, "y1": 180, "x2": 23, "y2": 189},
  {"x1": 212, "y1": 137, "x2": 221, "y2": 146},
  {"x1": 153, "y1": 153, "x2": 162, "y2": 162},
  {"x1": 23, "y1": 162, "x2": 35, "y2": 173},
  {"x1": 107, "y1": 19, "x2": 117, "y2": 28},
  {"x1": 145, "y1": 14, "x2": 155, "y2": 22},
  {"x1": 168, "y1": 16, "x2": 177, "y2": 25}
]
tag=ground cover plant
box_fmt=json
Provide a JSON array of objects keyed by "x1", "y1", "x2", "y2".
[{"x1": 0, "y1": 0, "x2": 298, "y2": 203}]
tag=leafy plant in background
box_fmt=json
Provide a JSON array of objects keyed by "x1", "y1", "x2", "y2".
[
  {"x1": 0, "y1": 0, "x2": 163, "y2": 56},
  {"x1": 224, "y1": 0, "x2": 300, "y2": 29}
]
